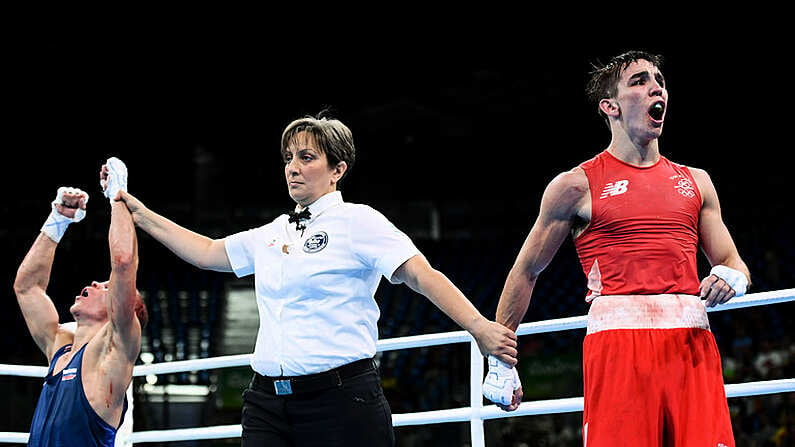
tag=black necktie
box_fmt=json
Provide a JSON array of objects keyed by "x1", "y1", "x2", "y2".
[{"x1": 288, "y1": 208, "x2": 311, "y2": 235}]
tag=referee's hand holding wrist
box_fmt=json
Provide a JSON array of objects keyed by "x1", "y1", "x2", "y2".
[{"x1": 470, "y1": 318, "x2": 518, "y2": 366}]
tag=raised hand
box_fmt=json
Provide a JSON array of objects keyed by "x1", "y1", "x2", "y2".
[
  {"x1": 100, "y1": 156, "x2": 128, "y2": 201},
  {"x1": 41, "y1": 187, "x2": 89, "y2": 242}
]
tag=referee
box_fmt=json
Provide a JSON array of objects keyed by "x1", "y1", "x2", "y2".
[{"x1": 118, "y1": 113, "x2": 518, "y2": 446}]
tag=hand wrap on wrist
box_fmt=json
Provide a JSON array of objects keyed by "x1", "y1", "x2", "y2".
[
  {"x1": 101, "y1": 156, "x2": 128, "y2": 201},
  {"x1": 41, "y1": 187, "x2": 88, "y2": 243},
  {"x1": 482, "y1": 355, "x2": 521, "y2": 406},
  {"x1": 710, "y1": 265, "x2": 748, "y2": 297}
]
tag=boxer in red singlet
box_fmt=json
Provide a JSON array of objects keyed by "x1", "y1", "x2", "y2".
[{"x1": 485, "y1": 51, "x2": 750, "y2": 446}]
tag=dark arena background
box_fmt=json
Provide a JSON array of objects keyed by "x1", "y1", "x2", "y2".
[{"x1": 2, "y1": 23, "x2": 792, "y2": 446}]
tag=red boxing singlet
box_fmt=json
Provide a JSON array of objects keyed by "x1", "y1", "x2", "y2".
[{"x1": 574, "y1": 150, "x2": 702, "y2": 299}]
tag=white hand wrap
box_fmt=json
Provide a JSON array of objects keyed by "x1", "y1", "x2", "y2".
[
  {"x1": 101, "y1": 156, "x2": 128, "y2": 201},
  {"x1": 41, "y1": 187, "x2": 89, "y2": 243},
  {"x1": 482, "y1": 355, "x2": 521, "y2": 406},
  {"x1": 710, "y1": 265, "x2": 748, "y2": 297}
]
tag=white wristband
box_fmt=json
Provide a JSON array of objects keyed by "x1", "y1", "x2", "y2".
[
  {"x1": 41, "y1": 207, "x2": 72, "y2": 243},
  {"x1": 710, "y1": 265, "x2": 747, "y2": 297},
  {"x1": 40, "y1": 187, "x2": 89, "y2": 243}
]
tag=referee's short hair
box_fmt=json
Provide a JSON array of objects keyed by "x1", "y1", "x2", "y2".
[{"x1": 281, "y1": 112, "x2": 355, "y2": 182}]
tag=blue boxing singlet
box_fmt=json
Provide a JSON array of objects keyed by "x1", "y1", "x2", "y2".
[{"x1": 27, "y1": 343, "x2": 128, "y2": 446}]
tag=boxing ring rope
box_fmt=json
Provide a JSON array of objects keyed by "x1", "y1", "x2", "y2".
[{"x1": 1, "y1": 288, "x2": 794, "y2": 445}]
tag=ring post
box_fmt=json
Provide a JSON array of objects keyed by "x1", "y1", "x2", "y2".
[{"x1": 470, "y1": 337, "x2": 485, "y2": 447}]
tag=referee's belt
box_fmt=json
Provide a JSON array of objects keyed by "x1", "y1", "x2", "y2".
[{"x1": 253, "y1": 357, "x2": 376, "y2": 396}]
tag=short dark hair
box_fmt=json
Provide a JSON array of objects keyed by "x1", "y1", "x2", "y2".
[
  {"x1": 281, "y1": 112, "x2": 355, "y2": 182},
  {"x1": 586, "y1": 50, "x2": 664, "y2": 122}
]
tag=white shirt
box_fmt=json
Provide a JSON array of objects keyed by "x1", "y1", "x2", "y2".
[{"x1": 224, "y1": 191, "x2": 420, "y2": 376}]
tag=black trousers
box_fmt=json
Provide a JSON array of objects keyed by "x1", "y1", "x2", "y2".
[{"x1": 240, "y1": 359, "x2": 394, "y2": 447}]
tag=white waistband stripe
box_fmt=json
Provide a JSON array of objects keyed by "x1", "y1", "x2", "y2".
[{"x1": 586, "y1": 294, "x2": 710, "y2": 335}]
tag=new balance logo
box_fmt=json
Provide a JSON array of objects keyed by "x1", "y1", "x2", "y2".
[{"x1": 600, "y1": 180, "x2": 629, "y2": 198}]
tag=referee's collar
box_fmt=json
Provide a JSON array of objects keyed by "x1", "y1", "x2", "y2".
[{"x1": 293, "y1": 191, "x2": 343, "y2": 221}]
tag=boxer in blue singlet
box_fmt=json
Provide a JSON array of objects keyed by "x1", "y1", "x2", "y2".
[{"x1": 14, "y1": 159, "x2": 148, "y2": 446}]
